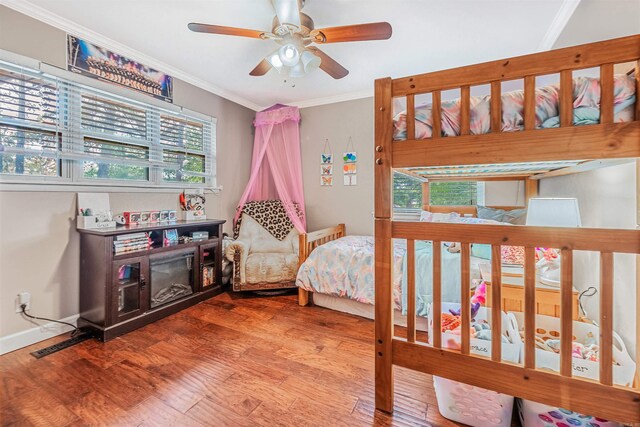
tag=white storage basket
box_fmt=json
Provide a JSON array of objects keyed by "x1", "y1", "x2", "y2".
[
  {"x1": 510, "y1": 313, "x2": 636, "y2": 387},
  {"x1": 434, "y1": 377, "x2": 515, "y2": 427},
  {"x1": 428, "y1": 303, "x2": 522, "y2": 427},
  {"x1": 518, "y1": 399, "x2": 621, "y2": 427},
  {"x1": 427, "y1": 303, "x2": 521, "y2": 362}
]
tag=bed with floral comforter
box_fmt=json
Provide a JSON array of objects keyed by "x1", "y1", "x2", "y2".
[{"x1": 295, "y1": 235, "x2": 472, "y2": 317}]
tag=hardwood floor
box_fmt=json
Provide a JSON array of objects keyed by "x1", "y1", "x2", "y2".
[{"x1": 0, "y1": 292, "x2": 461, "y2": 427}]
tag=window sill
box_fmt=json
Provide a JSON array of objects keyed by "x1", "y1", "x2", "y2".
[{"x1": 0, "y1": 181, "x2": 222, "y2": 194}]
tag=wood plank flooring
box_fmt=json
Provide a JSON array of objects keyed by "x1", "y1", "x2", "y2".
[{"x1": 0, "y1": 292, "x2": 461, "y2": 426}]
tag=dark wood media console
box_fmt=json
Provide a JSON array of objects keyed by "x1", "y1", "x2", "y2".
[{"x1": 78, "y1": 219, "x2": 225, "y2": 341}]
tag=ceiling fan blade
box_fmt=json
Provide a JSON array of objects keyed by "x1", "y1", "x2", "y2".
[
  {"x1": 188, "y1": 23, "x2": 265, "y2": 39},
  {"x1": 307, "y1": 47, "x2": 348, "y2": 79},
  {"x1": 311, "y1": 22, "x2": 392, "y2": 43},
  {"x1": 250, "y1": 59, "x2": 272, "y2": 76},
  {"x1": 272, "y1": 0, "x2": 301, "y2": 28}
]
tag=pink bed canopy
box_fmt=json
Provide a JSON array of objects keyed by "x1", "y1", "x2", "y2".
[{"x1": 233, "y1": 104, "x2": 306, "y2": 233}]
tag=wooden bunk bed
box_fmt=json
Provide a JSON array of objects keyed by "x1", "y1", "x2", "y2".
[{"x1": 372, "y1": 35, "x2": 640, "y2": 423}]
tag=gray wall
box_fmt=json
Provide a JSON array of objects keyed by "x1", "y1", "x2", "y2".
[
  {"x1": 300, "y1": 98, "x2": 375, "y2": 236},
  {"x1": 0, "y1": 6, "x2": 254, "y2": 339}
]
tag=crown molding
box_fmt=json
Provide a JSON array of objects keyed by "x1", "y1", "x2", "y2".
[
  {"x1": 284, "y1": 88, "x2": 373, "y2": 110},
  {"x1": 538, "y1": 0, "x2": 581, "y2": 51},
  {"x1": 2, "y1": 0, "x2": 263, "y2": 111}
]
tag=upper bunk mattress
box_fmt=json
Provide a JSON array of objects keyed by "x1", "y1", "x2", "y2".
[{"x1": 393, "y1": 74, "x2": 637, "y2": 140}]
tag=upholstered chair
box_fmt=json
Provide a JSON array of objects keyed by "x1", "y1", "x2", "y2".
[{"x1": 225, "y1": 200, "x2": 300, "y2": 292}]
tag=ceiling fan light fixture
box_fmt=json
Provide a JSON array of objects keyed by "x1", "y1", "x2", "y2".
[
  {"x1": 301, "y1": 50, "x2": 321, "y2": 73},
  {"x1": 288, "y1": 62, "x2": 306, "y2": 78},
  {"x1": 278, "y1": 43, "x2": 300, "y2": 67},
  {"x1": 267, "y1": 52, "x2": 284, "y2": 70}
]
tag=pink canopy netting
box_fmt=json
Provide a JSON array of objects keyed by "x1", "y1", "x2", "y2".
[{"x1": 233, "y1": 105, "x2": 306, "y2": 233}]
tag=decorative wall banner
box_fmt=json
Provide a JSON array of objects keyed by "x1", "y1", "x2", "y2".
[
  {"x1": 342, "y1": 136, "x2": 357, "y2": 186},
  {"x1": 320, "y1": 138, "x2": 333, "y2": 186},
  {"x1": 67, "y1": 35, "x2": 173, "y2": 102}
]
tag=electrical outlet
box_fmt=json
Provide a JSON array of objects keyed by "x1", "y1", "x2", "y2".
[{"x1": 15, "y1": 292, "x2": 31, "y2": 313}]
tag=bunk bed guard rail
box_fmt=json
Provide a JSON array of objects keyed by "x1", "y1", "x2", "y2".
[{"x1": 373, "y1": 34, "x2": 640, "y2": 423}]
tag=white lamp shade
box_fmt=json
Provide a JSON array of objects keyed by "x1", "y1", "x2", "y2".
[
  {"x1": 278, "y1": 43, "x2": 300, "y2": 67},
  {"x1": 267, "y1": 51, "x2": 283, "y2": 70},
  {"x1": 301, "y1": 50, "x2": 321, "y2": 73},
  {"x1": 288, "y1": 62, "x2": 305, "y2": 78},
  {"x1": 525, "y1": 198, "x2": 582, "y2": 227}
]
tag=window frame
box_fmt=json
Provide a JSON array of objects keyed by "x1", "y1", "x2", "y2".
[{"x1": 0, "y1": 53, "x2": 217, "y2": 190}]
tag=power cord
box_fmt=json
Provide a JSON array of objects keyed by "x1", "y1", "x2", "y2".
[
  {"x1": 20, "y1": 304, "x2": 81, "y2": 338},
  {"x1": 577, "y1": 286, "x2": 598, "y2": 319}
]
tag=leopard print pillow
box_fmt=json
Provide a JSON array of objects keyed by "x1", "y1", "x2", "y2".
[{"x1": 233, "y1": 200, "x2": 302, "y2": 241}]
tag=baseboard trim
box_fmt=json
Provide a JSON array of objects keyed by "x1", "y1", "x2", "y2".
[{"x1": 0, "y1": 314, "x2": 79, "y2": 355}]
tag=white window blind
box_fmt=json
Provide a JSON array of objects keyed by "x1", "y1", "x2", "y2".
[
  {"x1": 0, "y1": 64, "x2": 62, "y2": 177},
  {"x1": 0, "y1": 60, "x2": 216, "y2": 188}
]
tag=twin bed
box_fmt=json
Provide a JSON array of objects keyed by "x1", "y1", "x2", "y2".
[{"x1": 293, "y1": 34, "x2": 640, "y2": 423}]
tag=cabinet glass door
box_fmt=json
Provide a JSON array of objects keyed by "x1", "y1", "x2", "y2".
[
  {"x1": 200, "y1": 240, "x2": 220, "y2": 290},
  {"x1": 111, "y1": 256, "x2": 148, "y2": 324}
]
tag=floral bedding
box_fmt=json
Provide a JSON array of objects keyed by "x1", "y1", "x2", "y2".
[
  {"x1": 393, "y1": 74, "x2": 637, "y2": 139},
  {"x1": 295, "y1": 236, "x2": 471, "y2": 316}
]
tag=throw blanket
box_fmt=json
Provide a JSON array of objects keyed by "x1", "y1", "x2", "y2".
[
  {"x1": 234, "y1": 200, "x2": 301, "y2": 241},
  {"x1": 296, "y1": 236, "x2": 476, "y2": 316},
  {"x1": 393, "y1": 74, "x2": 636, "y2": 139}
]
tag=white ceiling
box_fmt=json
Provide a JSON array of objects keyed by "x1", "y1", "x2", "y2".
[{"x1": 4, "y1": 0, "x2": 590, "y2": 110}]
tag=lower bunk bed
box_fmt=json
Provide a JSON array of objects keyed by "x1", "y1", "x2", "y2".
[{"x1": 295, "y1": 219, "x2": 636, "y2": 425}]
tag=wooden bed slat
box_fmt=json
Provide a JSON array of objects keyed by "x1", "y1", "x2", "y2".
[
  {"x1": 406, "y1": 94, "x2": 415, "y2": 140},
  {"x1": 392, "y1": 121, "x2": 640, "y2": 168},
  {"x1": 432, "y1": 90, "x2": 442, "y2": 138},
  {"x1": 392, "y1": 339, "x2": 640, "y2": 422},
  {"x1": 600, "y1": 63, "x2": 614, "y2": 124},
  {"x1": 600, "y1": 252, "x2": 614, "y2": 386},
  {"x1": 560, "y1": 249, "x2": 574, "y2": 377},
  {"x1": 524, "y1": 76, "x2": 536, "y2": 130},
  {"x1": 391, "y1": 34, "x2": 640, "y2": 96},
  {"x1": 406, "y1": 239, "x2": 416, "y2": 343},
  {"x1": 491, "y1": 81, "x2": 501, "y2": 132},
  {"x1": 432, "y1": 241, "x2": 442, "y2": 349},
  {"x1": 491, "y1": 245, "x2": 502, "y2": 362},
  {"x1": 524, "y1": 247, "x2": 536, "y2": 369},
  {"x1": 560, "y1": 70, "x2": 573, "y2": 127},
  {"x1": 461, "y1": 243, "x2": 471, "y2": 355},
  {"x1": 460, "y1": 86, "x2": 471, "y2": 135},
  {"x1": 392, "y1": 222, "x2": 640, "y2": 254}
]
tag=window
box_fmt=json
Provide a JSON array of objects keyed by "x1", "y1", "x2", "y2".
[
  {"x1": 0, "y1": 60, "x2": 216, "y2": 188},
  {"x1": 393, "y1": 172, "x2": 423, "y2": 210},
  {"x1": 0, "y1": 67, "x2": 61, "y2": 177},
  {"x1": 430, "y1": 181, "x2": 485, "y2": 206}
]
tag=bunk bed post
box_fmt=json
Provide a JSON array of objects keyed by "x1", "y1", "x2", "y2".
[
  {"x1": 525, "y1": 178, "x2": 539, "y2": 206},
  {"x1": 374, "y1": 77, "x2": 394, "y2": 413}
]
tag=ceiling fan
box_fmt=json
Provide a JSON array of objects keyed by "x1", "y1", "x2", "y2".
[{"x1": 188, "y1": 0, "x2": 392, "y2": 79}]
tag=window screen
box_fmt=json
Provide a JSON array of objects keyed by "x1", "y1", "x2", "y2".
[
  {"x1": 430, "y1": 181, "x2": 479, "y2": 206},
  {"x1": 393, "y1": 172, "x2": 423, "y2": 209}
]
